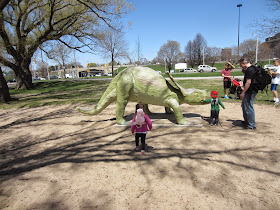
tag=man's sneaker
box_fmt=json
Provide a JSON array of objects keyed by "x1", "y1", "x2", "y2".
[
  {"x1": 225, "y1": 95, "x2": 229, "y2": 99},
  {"x1": 246, "y1": 126, "x2": 256, "y2": 130},
  {"x1": 141, "y1": 150, "x2": 145, "y2": 154},
  {"x1": 275, "y1": 100, "x2": 279, "y2": 105},
  {"x1": 135, "y1": 146, "x2": 139, "y2": 151}
]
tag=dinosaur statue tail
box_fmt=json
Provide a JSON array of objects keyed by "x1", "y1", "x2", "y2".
[{"x1": 77, "y1": 80, "x2": 117, "y2": 115}]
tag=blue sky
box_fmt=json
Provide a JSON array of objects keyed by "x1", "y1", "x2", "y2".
[{"x1": 76, "y1": 0, "x2": 270, "y2": 67}]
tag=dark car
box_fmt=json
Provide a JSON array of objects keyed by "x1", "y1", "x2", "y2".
[
  {"x1": 7, "y1": 79, "x2": 16, "y2": 83},
  {"x1": 50, "y1": 75, "x2": 59, "y2": 79}
]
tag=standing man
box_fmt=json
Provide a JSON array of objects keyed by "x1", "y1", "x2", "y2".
[
  {"x1": 268, "y1": 59, "x2": 280, "y2": 105},
  {"x1": 239, "y1": 58, "x2": 257, "y2": 129}
]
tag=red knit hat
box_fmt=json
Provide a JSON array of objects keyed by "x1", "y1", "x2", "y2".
[{"x1": 210, "y1": 90, "x2": 218, "y2": 98}]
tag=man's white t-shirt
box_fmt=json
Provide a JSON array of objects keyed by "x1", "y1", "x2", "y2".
[{"x1": 272, "y1": 65, "x2": 280, "y2": 84}]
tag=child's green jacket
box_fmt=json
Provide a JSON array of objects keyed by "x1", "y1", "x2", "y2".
[{"x1": 203, "y1": 98, "x2": 225, "y2": 111}]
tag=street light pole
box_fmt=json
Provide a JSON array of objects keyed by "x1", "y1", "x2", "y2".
[
  {"x1": 255, "y1": 34, "x2": 259, "y2": 65},
  {"x1": 237, "y1": 4, "x2": 242, "y2": 59},
  {"x1": 164, "y1": 55, "x2": 166, "y2": 72},
  {"x1": 203, "y1": 45, "x2": 205, "y2": 65},
  {"x1": 73, "y1": 50, "x2": 77, "y2": 78}
]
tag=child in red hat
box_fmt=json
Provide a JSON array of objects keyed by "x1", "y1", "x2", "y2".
[{"x1": 203, "y1": 90, "x2": 225, "y2": 125}]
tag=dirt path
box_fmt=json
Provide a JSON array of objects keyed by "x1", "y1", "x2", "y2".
[{"x1": 0, "y1": 102, "x2": 279, "y2": 209}]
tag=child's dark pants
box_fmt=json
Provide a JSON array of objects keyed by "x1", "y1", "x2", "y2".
[
  {"x1": 135, "y1": 133, "x2": 146, "y2": 150},
  {"x1": 210, "y1": 110, "x2": 219, "y2": 125}
]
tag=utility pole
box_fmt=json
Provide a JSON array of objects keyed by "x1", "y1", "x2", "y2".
[
  {"x1": 255, "y1": 35, "x2": 258, "y2": 65},
  {"x1": 74, "y1": 50, "x2": 77, "y2": 78},
  {"x1": 203, "y1": 45, "x2": 205, "y2": 65},
  {"x1": 237, "y1": 4, "x2": 242, "y2": 59},
  {"x1": 164, "y1": 56, "x2": 166, "y2": 72}
]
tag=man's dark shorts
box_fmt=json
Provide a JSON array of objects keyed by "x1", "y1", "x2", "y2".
[{"x1": 223, "y1": 80, "x2": 231, "y2": 89}]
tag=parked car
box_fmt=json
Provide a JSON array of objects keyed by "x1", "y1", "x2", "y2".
[
  {"x1": 94, "y1": 74, "x2": 101, "y2": 77},
  {"x1": 7, "y1": 79, "x2": 16, "y2": 83},
  {"x1": 264, "y1": 64, "x2": 275, "y2": 70},
  {"x1": 186, "y1": 68, "x2": 197, "y2": 73},
  {"x1": 50, "y1": 75, "x2": 58, "y2": 79},
  {"x1": 197, "y1": 65, "x2": 217, "y2": 73},
  {"x1": 107, "y1": 73, "x2": 112, "y2": 76}
]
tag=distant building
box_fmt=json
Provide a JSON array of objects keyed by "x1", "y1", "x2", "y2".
[
  {"x1": 265, "y1": 33, "x2": 280, "y2": 58},
  {"x1": 265, "y1": 33, "x2": 280, "y2": 48},
  {"x1": 221, "y1": 48, "x2": 232, "y2": 61}
]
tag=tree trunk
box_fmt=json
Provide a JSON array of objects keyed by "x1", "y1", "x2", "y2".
[
  {"x1": 14, "y1": 64, "x2": 33, "y2": 89},
  {"x1": 0, "y1": 67, "x2": 12, "y2": 102},
  {"x1": 111, "y1": 55, "x2": 114, "y2": 77},
  {"x1": 167, "y1": 62, "x2": 172, "y2": 72}
]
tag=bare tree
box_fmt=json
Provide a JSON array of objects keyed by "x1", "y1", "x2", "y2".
[
  {"x1": 184, "y1": 40, "x2": 195, "y2": 68},
  {"x1": 123, "y1": 52, "x2": 133, "y2": 64},
  {"x1": 157, "y1": 40, "x2": 182, "y2": 72},
  {"x1": 95, "y1": 25, "x2": 129, "y2": 76},
  {"x1": 193, "y1": 33, "x2": 207, "y2": 65},
  {"x1": 239, "y1": 39, "x2": 257, "y2": 62},
  {"x1": 258, "y1": 42, "x2": 274, "y2": 61},
  {"x1": 48, "y1": 43, "x2": 72, "y2": 78},
  {"x1": 205, "y1": 47, "x2": 221, "y2": 66},
  {"x1": 272, "y1": 42, "x2": 280, "y2": 58},
  {"x1": 221, "y1": 48, "x2": 232, "y2": 61},
  {"x1": 0, "y1": 0, "x2": 132, "y2": 89},
  {"x1": 255, "y1": 0, "x2": 280, "y2": 36}
]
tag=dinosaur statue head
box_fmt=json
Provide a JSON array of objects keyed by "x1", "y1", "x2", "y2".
[
  {"x1": 180, "y1": 88, "x2": 208, "y2": 105},
  {"x1": 166, "y1": 72, "x2": 208, "y2": 105}
]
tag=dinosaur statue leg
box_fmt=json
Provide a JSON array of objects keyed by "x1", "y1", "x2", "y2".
[
  {"x1": 115, "y1": 76, "x2": 133, "y2": 125},
  {"x1": 116, "y1": 99, "x2": 129, "y2": 124},
  {"x1": 166, "y1": 98, "x2": 186, "y2": 124},
  {"x1": 144, "y1": 104, "x2": 152, "y2": 114},
  {"x1": 165, "y1": 107, "x2": 174, "y2": 114}
]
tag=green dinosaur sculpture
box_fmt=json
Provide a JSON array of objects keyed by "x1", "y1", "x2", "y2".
[{"x1": 77, "y1": 66, "x2": 208, "y2": 125}]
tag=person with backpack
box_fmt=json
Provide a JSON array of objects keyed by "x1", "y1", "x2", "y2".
[
  {"x1": 131, "y1": 102, "x2": 152, "y2": 154},
  {"x1": 203, "y1": 90, "x2": 225, "y2": 126},
  {"x1": 239, "y1": 58, "x2": 258, "y2": 129},
  {"x1": 268, "y1": 59, "x2": 280, "y2": 105}
]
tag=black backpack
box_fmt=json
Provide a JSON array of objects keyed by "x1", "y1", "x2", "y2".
[{"x1": 252, "y1": 66, "x2": 271, "y2": 92}]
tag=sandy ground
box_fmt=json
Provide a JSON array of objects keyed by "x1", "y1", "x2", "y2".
[{"x1": 0, "y1": 102, "x2": 279, "y2": 210}]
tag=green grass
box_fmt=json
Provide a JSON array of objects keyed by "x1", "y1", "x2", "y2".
[
  {"x1": 1, "y1": 77, "x2": 277, "y2": 110},
  {"x1": 1, "y1": 80, "x2": 109, "y2": 109},
  {"x1": 176, "y1": 79, "x2": 275, "y2": 106}
]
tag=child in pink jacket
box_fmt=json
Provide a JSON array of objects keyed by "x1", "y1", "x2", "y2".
[{"x1": 131, "y1": 103, "x2": 152, "y2": 154}]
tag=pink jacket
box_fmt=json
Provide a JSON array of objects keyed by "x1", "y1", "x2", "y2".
[{"x1": 131, "y1": 114, "x2": 152, "y2": 133}]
